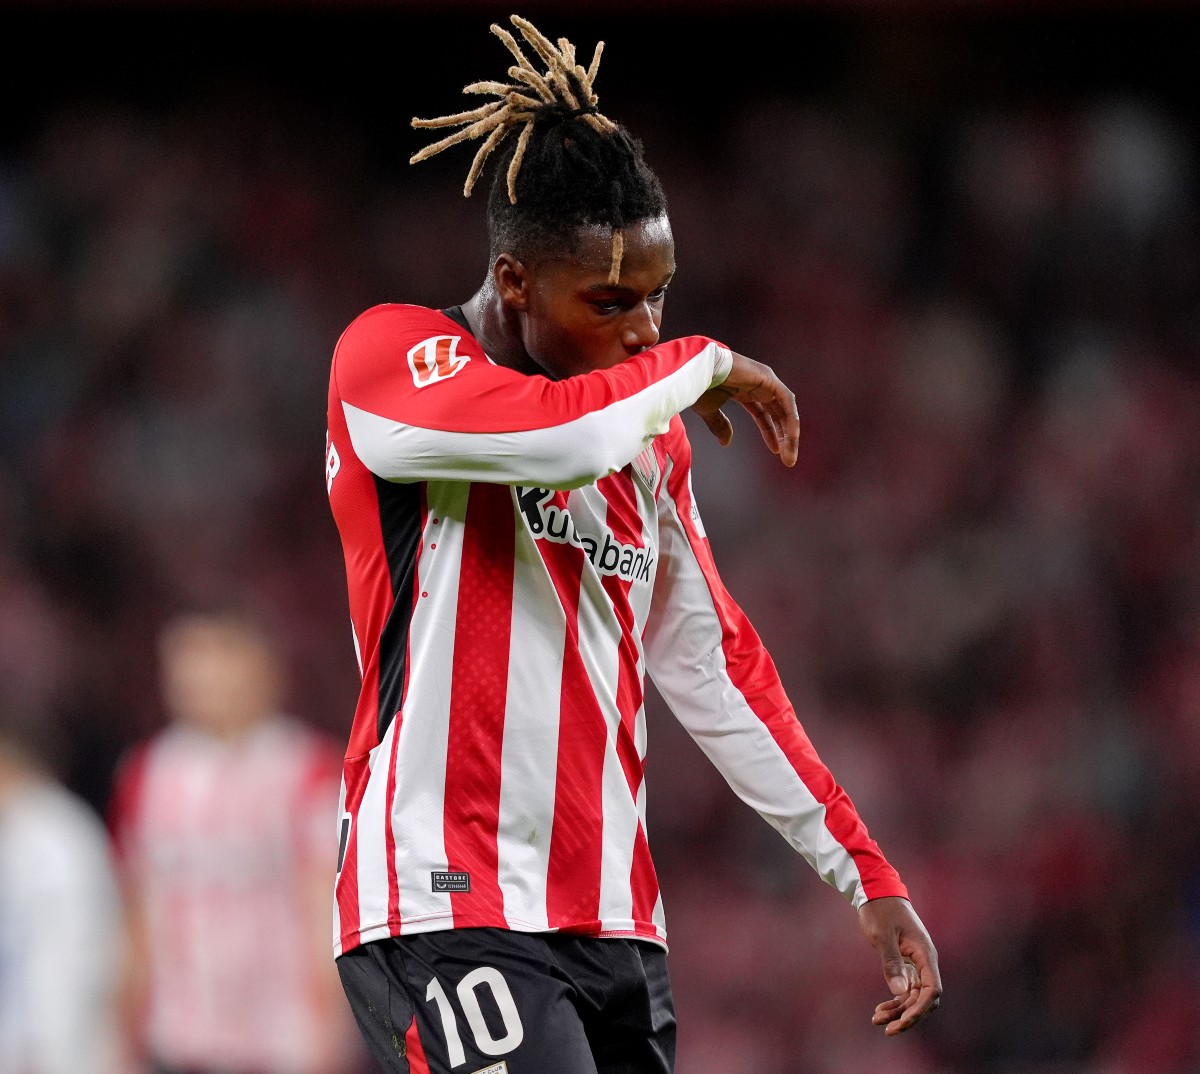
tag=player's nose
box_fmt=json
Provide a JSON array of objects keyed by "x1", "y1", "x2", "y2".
[{"x1": 622, "y1": 303, "x2": 660, "y2": 354}]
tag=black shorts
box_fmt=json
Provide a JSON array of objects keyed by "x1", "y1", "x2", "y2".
[{"x1": 336, "y1": 928, "x2": 676, "y2": 1074}]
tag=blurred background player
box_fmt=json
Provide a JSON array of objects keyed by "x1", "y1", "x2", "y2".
[
  {"x1": 0, "y1": 694, "x2": 127, "y2": 1074},
  {"x1": 107, "y1": 604, "x2": 364, "y2": 1074}
]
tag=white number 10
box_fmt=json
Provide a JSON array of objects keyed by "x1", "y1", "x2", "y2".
[{"x1": 426, "y1": 967, "x2": 525, "y2": 1067}]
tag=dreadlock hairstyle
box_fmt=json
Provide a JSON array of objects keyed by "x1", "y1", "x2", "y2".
[{"x1": 410, "y1": 14, "x2": 667, "y2": 284}]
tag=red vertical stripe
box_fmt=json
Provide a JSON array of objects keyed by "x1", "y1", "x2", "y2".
[
  {"x1": 406, "y1": 1015, "x2": 431, "y2": 1073},
  {"x1": 332, "y1": 394, "x2": 387, "y2": 949},
  {"x1": 106, "y1": 742, "x2": 152, "y2": 855},
  {"x1": 543, "y1": 490, "x2": 606, "y2": 929},
  {"x1": 443, "y1": 483, "x2": 514, "y2": 924},
  {"x1": 597, "y1": 471, "x2": 649, "y2": 784},
  {"x1": 329, "y1": 381, "x2": 393, "y2": 761},
  {"x1": 547, "y1": 627, "x2": 608, "y2": 930},
  {"x1": 629, "y1": 823, "x2": 658, "y2": 926},
  {"x1": 105, "y1": 743, "x2": 154, "y2": 1056}
]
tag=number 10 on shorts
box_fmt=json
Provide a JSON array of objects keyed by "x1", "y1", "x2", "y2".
[{"x1": 426, "y1": 967, "x2": 525, "y2": 1068}]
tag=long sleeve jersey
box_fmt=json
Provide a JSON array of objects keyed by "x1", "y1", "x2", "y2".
[{"x1": 325, "y1": 303, "x2": 907, "y2": 957}]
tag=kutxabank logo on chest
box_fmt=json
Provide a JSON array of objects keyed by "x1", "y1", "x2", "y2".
[{"x1": 514, "y1": 486, "x2": 655, "y2": 583}]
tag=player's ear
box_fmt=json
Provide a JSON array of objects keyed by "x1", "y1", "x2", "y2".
[{"x1": 494, "y1": 253, "x2": 530, "y2": 311}]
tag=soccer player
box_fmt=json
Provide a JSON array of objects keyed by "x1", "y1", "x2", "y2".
[
  {"x1": 107, "y1": 606, "x2": 364, "y2": 1074},
  {"x1": 325, "y1": 15, "x2": 941, "y2": 1074}
]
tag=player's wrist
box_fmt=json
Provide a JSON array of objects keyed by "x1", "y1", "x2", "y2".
[{"x1": 710, "y1": 343, "x2": 734, "y2": 386}]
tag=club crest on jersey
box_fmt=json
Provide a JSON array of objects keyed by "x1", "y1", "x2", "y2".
[
  {"x1": 408, "y1": 334, "x2": 470, "y2": 387},
  {"x1": 515, "y1": 487, "x2": 655, "y2": 584},
  {"x1": 631, "y1": 446, "x2": 659, "y2": 490}
]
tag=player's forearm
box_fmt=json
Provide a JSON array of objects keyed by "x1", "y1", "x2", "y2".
[
  {"x1": 646, "y1": 500, "x2": 905, "y2": 908},
  {"x1": 339, "y1": 337, "x2": 731, "y2": 489}
]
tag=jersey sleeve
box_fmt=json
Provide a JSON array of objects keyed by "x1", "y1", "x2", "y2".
[
  {"x1": 643, "y1": 419, "x2": 908, "y2": 909},
  {"x1": 328, "y1": 304, "x2": 733, "y2": 490},
  {"x1": 106, "y1": 740, "x2": 151, "y2": 871}
]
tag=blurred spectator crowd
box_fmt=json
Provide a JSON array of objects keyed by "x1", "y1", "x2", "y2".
[{"x1": 0, "y1": 18, "x2": 1198, "y2": 1074}]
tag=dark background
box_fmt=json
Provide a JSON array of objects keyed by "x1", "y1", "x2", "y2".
[{"x1": 6, "y1": 5, "x2": 1198, "y2": 161}]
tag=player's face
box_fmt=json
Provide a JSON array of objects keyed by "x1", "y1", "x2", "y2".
[
  {"x1": 516, "y1": 214, "x2": 675, "y2": 379},
  {"x1": 158, "y1": 615, "x2": 282, "y2": 737}
]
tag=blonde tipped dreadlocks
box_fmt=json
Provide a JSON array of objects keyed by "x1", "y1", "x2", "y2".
[
  {"x1": 410, "y1": 14, "x2": 658, "y2": 285},
  {"x1": 411, "y1": 15, "x2": 617, "y2": 201}
]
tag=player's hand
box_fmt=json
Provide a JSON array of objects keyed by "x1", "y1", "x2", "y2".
[
  {"x1": 857, "y1": 895, "x2": 942, "y2": 1036},
  {"x1": 692, "y1": 350, "x2": 799, "y2": 467}
]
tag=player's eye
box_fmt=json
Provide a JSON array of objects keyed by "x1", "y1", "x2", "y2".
[
  {"x1": 590, "y1": 295, "x2": 627, "y2": 314},
  {"x1": 593, "y1": 287, "x2": 668, "y2": 314}
]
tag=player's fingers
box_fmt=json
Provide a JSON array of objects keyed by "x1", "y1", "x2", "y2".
[
  {"x1": 907, "y1": 979, "x2": 942, "y2": 1019},
  {"x1": 871, "y1": 996, "x2": 905, "y2": 1022},
  {"x1": 754, "y1": 403, "x2": 781, "y2": 447},
  {"x1": 778, "y1": 407, "x2": 799, "y2": 467},
  {"x1": 767, "y1": 385, "x2": 800, "y2": 466},
  {"x1": 906, "y1": 944, "x2": 943, "y2": 989},
  {"x1": 879, "y1": 983, "x2": 941, "y2": 1035},
  {"x1": 750, "y1": 408, "x2": 783, "y2": 457},
  {"x1": 744, "y1": 399, "x2": 799, "y2": 466},
  {"x1": 702, "y1": 407, "x2": 734, "y2": 447}
]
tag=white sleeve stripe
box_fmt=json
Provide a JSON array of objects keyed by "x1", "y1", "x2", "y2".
[{"x1": 342, "y1": 350, "x2": 721, "y2": 490}]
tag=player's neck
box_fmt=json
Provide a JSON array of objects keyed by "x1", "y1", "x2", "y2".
[{"x1": 461, "y1": 288, "x2": 540, "y2": 376}]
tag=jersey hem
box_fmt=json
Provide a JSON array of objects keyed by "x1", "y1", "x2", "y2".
[{"x1": 336, "y1": 916, "x2": 669, "y2": 957}]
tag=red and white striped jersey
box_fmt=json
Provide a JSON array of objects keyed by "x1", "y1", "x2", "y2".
[
  {"x1": 108, "y1": 715, "x2": 344, "y2": 1074},
  {"x1": 325, "y1": 303, "x2": 907, "y2": 957}
]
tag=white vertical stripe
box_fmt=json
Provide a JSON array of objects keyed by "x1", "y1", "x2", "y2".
[
  {"x1": 495, "y1": 512, "x2": 565, "y2": 930},
  {"x1": 627, "y1": 474, "x2": 660, "y2": 649},
  {"x1": 629, "y1": 471, "x2": 658, "y2": 778},
  {"x1": 597, "y1": 732, "x2": 640, "y2": 928},
  {"x1": 388, "y1": 481, "x2": 469, "y2": 926},
  {"x1": 353, "y1": 720, "x2": 398, "y2": 933},
  {"x1": 651, "y1": 884, "x2": 667, "y2": 940}
]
